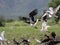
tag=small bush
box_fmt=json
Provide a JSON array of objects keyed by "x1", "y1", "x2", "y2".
[
  {"x1": 6, "y1": 19, "x2": 14, "y2": 22},
  {"x1": 14, "y1": 23, "x2": 20, "y2": 26},
  {"x1": 0, "y1": 15, "x2": 5, "y2": 27}
]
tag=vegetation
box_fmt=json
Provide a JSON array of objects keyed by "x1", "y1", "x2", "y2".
[
  {"x1": 6, "y1": 19, "x2": 15, "y2": 22},
  {"x1": 0, "y1": 15, "x2": 5, "y2": 27},
  {"x1": 0, "y1": 20, "x2": 60, "y2": 45},
  {"x1": 48, "y1": 0, "x2": 60, "y2": 8}
]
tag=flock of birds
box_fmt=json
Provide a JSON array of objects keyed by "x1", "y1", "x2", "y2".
[
  {"x1": 0, "y1": 5, "x2": 60, "y2": 45},
  {"x1": 0, "y1": 31, "x2": 60, "y2": 45}
]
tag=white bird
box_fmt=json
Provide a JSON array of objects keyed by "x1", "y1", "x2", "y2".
[
  {"x1": 48, "y1": 7, "x2": 54, "y2": 15},
  {"x1": 47, "y1": 5, "x2": 60, "y2": 18},
  {"x1": 0, "y1": 31, "x2": 7, "y2": 41}
]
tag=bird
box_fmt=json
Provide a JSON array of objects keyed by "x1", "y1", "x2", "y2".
[
  {"x1": 0, "y1": 31, "x2": 7, "y2": 41},
  {"x1": 13, "y1": 38, "x2": 20, "y2": 45}
]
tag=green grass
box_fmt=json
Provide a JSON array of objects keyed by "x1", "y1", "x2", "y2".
[{"x1": 0, "y1": 20, "x2": 60, "y2": 45}]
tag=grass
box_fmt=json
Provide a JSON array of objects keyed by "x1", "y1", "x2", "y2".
[{"x1": 0, "y1": 20, "x2": 60, "y2": 45}]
